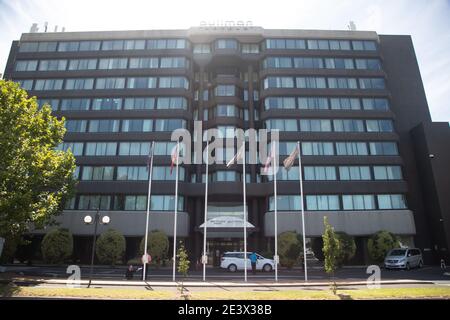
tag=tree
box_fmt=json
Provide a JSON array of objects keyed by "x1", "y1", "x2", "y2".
[
  {"x1": 322, "y1": 217, "x2": 340, "y2": 276},
  {"x1": 177, "y1": 242, "x2": 190, "y2": 299},
  {"x1": 41, "y1": 228, "x2": 73, "y2": 264},
  {"x1": 0, "y1": 80, "x2": 76, "y2": 241},
  {"x1": 336, "y1": 232, "x2": 356, "y2": 266},
  {"x1": 278, "y1": 231, "x2": 302, "y2": 269},
  {"x1": 96, "y1": 229, "x2": 126, "y2": 265},
  {"x1": 368, "y1": 230, "x2": 400, "y2": 263},
  {"x1": 139, "y1": 230, "x2": 169, "y2": 266}
]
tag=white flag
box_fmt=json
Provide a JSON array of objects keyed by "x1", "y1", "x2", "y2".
[{"x1": 226, "y1": 144, "x2": 245, "y2": 167}]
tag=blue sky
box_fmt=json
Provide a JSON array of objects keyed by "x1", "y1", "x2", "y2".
[{"x1": 0, "y1": 0, "x2": 449, "y2": 121}]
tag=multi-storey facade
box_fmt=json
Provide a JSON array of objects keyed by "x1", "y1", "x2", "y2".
[{"x1": 3, "y1": 27, "x2": 449, "y2": 265}]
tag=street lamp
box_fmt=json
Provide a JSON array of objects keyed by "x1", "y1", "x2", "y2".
[{"x1": 84, "y1": 208, "x2": 110, "y2": 288}]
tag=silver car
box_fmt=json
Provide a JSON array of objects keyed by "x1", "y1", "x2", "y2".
[{"x1": 384, "y1": 248, "x2": 423, "y2": 270}]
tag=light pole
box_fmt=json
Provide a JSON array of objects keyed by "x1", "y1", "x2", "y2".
[{"x1": 84, "y1": 208, "x2": 110, "y2": 288}]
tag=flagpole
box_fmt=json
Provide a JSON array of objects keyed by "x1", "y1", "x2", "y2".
[
  {"x1": 273, "y1": 142, "x2": 278, "y2": 282},
  {"x1": 242, "y1": 142, "x2": 247, "y2": 282},
  {"x1": 172, "y1": 141, "x2": 180, "y2": 282},
  {"x1": 297, "y1": 141, "x2": 308, "y2": 282},
  {"x1": 202, "y1": 142, "x2": 209, "y2": 281},
  {"x1": 143, "y1": 141, "x2": 154, "y2": 281}
]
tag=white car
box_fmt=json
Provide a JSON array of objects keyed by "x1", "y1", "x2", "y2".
[{"x1": 220, "y1": 252, "x2": 275, "y2": 272}]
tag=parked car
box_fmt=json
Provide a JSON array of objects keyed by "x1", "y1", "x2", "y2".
[
  {"x1": 220, "y1": 252, "x2": 275, "y2": 272},
  {"x1": 384, "y1": 248, "x2": 423, "y2": 270}
]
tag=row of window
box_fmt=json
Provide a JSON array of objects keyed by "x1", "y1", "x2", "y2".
[
  {"x1": 263, "y1": 57, "x2": 381, "y2": 70},
  {"x1": 64, "y1": 119, "x2": 186, "y2": 133},
  {"x1": 14, "y1": 57, "x2": 190, "y2": 72},
  {"x1": 57, "y1": 141, "x2": 177, "y2": 156},
  {"x1": 263, "y1": 76, "x2": 385, "y2": 90},
  {"x1": 38, "y1": 97, "x2": 187, "y2": 111},
  {"x1": 16, "y1": 76, "x2": 190, "y2": 91},
  {"x1": 269, "y1": 194, "x2": 406, "y2": 211},
  {"x1": 281, "y1": 141, "x2": 399, "y2": 156},
  {"x1": 266, "y1": 118, "x2": 394, "y2": 133},
  {"x1": 265, "y1": 39, "x2": 377, "y2": 51},
  {"x1": 76, "y1": 166, "x2": 185, "y2": 181},
  {"x1": 264, "y1": 96, "x2": 389, "y2": 111}
]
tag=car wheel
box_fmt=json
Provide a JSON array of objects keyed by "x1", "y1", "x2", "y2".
[
  {"x1": 228, "y1": 264, "x2": 237, "y2": 272},
  {"x1": 418, "y1": 260, "x2": 423, "y2": 268},
  {"x1": 263, "y1": 264, "x2": 272, "y2": 272},
  {"x1": 405, "y1": 262, "x2": 410, "y2": 271}
]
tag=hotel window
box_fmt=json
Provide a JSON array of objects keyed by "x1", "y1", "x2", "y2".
[
  {"x1": 352, "y1": 40, "x2": 377, "y2": 51},
  {"x1": 117, "y1": 166, "x2": 148, "y2": 181},
  {"x1": 377, "y1": 194, "x2": 407, "y2": 209},
  {"x1": 264, "y1": 57, "x2": 292, "y2": 68},
  {"x1": 121, "y1": 119, "x2": 152, "y2": 132},
  {"x1": 307, "y1": 39, "x2": 330, "y2": 50},
  {"x1": 88, "y1": 120, "x2": 120, "y2": 133},
  {"x1": 58, "y1": 41, "x2": 80, "y2": 52},
  {"x1": 154, "y1": 119, "x2": 186, "y2": 131},
  {"x1": 34, "y1": 79, "x2": 63, "y2": 91},
  {"x1": 211, "y1": 171, "x2": 241, "y2": 182},
  {"x1": 373, "y1": 166, "x2": 403, "y2": 180},
  {"x1": 60, "y1": 99, "x2": 90, "y2": 111},
  {"x1": 267, "y1": 167, "x2": 301, "y2": 181},
  {"x1": 269, "y1": 195, "x2": 301, "y2": 211},
  {"x1": 304, "y1": 166, "x2": 337, "y2": 180},
  {"x1": 18, "y1": 42, "x2": 38, "y2": 52},
  {"x1": 296, "y1": 77, "x2": 327, "y2": 89},
  {"x1": 81, "y1": 166, "x2": 114, "y2": 181},
  {"x1": 299, "y1": 119, "x2": 332, "y2": 132},
  {"x1": 242, "y1": 44, "x2": 259, "y2": 53},
  {"x1": 278, "y1": 142, "x2": 298, "y2": 155},
  {"x1": 68, "y1": 59, "x2": 97, "y2": 70},
  {"x1": 330, "y1": 97, "x2": 361, "y2": 110},
  {"x1": 333, "y1": 119, "x2": 365, "y2": 132},
  {"x1": 129, "y1": 57, "x2": 158, "y2": 69},
  {"x1": 336, "y1": 142, "x2": 368, "y2": 156},
  {"x1": 266, "y1": 39, "x2": 306, "y2": 49},
  {"x1": 78, "y1": 195, "x2": 111, "y2": 210},
  {"x1": 14, "y1": 60, "x2": 38, "y2": 71},
  {"x1": 57, "y1": 142, "x2": 84, "y2": 156},
  {"x1": 159, "y1": 76, "x2": 189, "y2": 89},
  {"x1": 119, "y1": 142, "x2": 151, "y2": 156},
  {"x1": 160, "y1": 57, "x2": 188, "y2": 68},
  {"x1": 154, "y1": 141, "x2": 177, "y2": 156},
  {"x1": 306, "y1": 195, "x2": 340, "y2": 211},
  {"x1": 355, "y1": 59, "x2": 381, "y2": 70},
  {"x1": 79, "y1": 41, "x2": 101, "y2": 51},
  {"x1": 298, "y1": 97, "x2": 329, "y2": 110},
  {"x1": 98, "y1": 58, "x2": 127, "y2": 69},
  {"x1": 293, "y1": 57, "x2": 324, "y2": 69},
  {"x1": 324, "y1": 58, "x2": 354, "y2": 69},
  {"x1": 147, "y1": 39, "x2": 188, "y2": 49},
  {"x1": 37, "y1": 99, "x2": 59, "y2": 110},
  {"x1": 115, "y1": 195, "x2": 147, "y2": 211},
  {"x1": 264, "y1": 77, "x2": 295, "y2": 89},
  {"x1": 127, "y1": 77, "x2": 157, "y2": 89},
  {"x1": 38, "y1": 59, "x2": 67, "y2": 71},
  {"x1": 301, "y1": 142, "x2": 334, "y2": 156},
  {"x1": 124, "y1": 97, "x2": 155, "y2": 110},
  {"x1": 328, "y1": 77, "x2": 357, "y2": 89},
  {"x1": 156, "y1": 97, "x2": 187, "y2": 109},
  {"x1": 19, "y1": 41, "x2": 57, "y2": 52},
  {"x1": 17, "y1": 80, "x2": 33, "y2": 90},
  {"x1": 339, "y1": 166, "x2": 371, "y2": 180},
  {"x1": 215, "y1": 84, "x2": 236, "y2": 96},
  {"x1": 342, "y1": 195, "x2": 376, "y2": 210},
  {"x1": 366, "y1": 119, "x2": 394, "y2": 132},
  {"x1": 96, "y1": 77, "x2": 126, "y2": 89},
  {"x1": 92, "y1": 98, "x2": 122, "y2": 110},
  {"x1": 369, "y1": 142, "x2": 398, "y2": 155},
  {"x1": 65, "y1": 197, "x2": 76, "y2": 210},
  {"x1": 216, "y1": 39, "x2": 238, "y2": 49},
  {"x1": 193, "y1": 44, "x2": 211, "y2": 54},
  {"x1": 85, "y1": 142, "x2": 117, "y2": 156},
  {"x1": 359, "y1": 78, "x2": 385, "y2": 89},
  {"x1": 65, "y1": 78, "x2": 94, "y2": 90},
  {"x1": 124, "y1": 40, "x2": 146, "y2": 50},
  {"x1": 329, "y1": 40, "x2": 351, "y2": 50},
  {"x1": 149, "y1": 195, "x2": 184, "y2": 211},
  {"x1": 362, "y1": 98, "x2": 389, "y2": 111},
  {"x1": 65, "y1": 120, "x2": 87, "y2": 133},
  {"x1": 215, "y1": 104, "x2": 240, "y2": 117},
  {"x1": 152, "y1": 166, "x2": 185, "y2": 181},
  {"x1": 101, "y1": 40, "x2": 125, "y2": 51},
  {"x1": 266, "y1": 119, "x2": 298, "y2": 131},
  {"x1": 265, "y1": 97, "x2": 296, "y2": 110}
]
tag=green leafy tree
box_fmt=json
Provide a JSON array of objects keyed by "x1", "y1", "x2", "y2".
[
  {"x1": 177, "y1": 242, "x2": 190, "y2": 299},
  {"x1": 322, "y1": 217, "x2": 340, "y2": 276},
  {"x1": 0, "y1": 80, "x2": 76, "y2": 241},
  {"x1": 278, "y1": 231, "x2": 302, "y2": 269},
  {"x1": 140, "y1": 230, "x2": 169, "y2": 266},
  {"x1": 368, "y1": 230, "x2": 400, "y2": 263},
  {"x1": 336, "y1": 232, "x2": 356, "y2": 266},
  {"x1": 96, "y1": 229, "x2": 126, "y2": 265},
  {"x1": 41, "y1": 228, "x2": 73, "y2": 264}
]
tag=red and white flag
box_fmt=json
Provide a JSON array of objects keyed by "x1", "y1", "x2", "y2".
[
  {"x1": 263, "y1": 143, "x2": 276, "y2": 174},
  {"x1": 170, "y1": 144, "x2": 179, "y2": 174},
  {"x1": 226, "y1": 144, "x2": 244, "y2": 167},
  {"x1": 283, "y1": 145, "x2": 299, "y2": 171}
]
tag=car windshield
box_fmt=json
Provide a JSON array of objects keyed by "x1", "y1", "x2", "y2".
[{"x1": 389, "y1": 249, "x2": 406, "y2": 256}]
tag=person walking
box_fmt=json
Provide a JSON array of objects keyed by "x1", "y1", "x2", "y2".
[{"x1": 249, "y1": 252, "x2": 258, "y2": 275}]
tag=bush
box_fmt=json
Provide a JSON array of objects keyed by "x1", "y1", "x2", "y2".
[
  {"x1": 140, "y1": 230, "x2": 169, "y2": 266},
  {"x1": 0, "y1": 237, "x2": 20, "y2": 264},
  {"x1": 367, "y1": 231, "x2": 400, "y2": 263},
  {"x1": 96, "y1": 229, "x2": 126, "y2": 265},
  {"x1": 311, "y1": 237, "x2": 324, "y2": 261},
  {"x1": 336, "y1": 232, "x2": 356, "y2": 266},
  {"x1": 41, "y1": 228, "x2": 73, "y2": 264},
  {"x1": 278, "y1": 231, "x2": 302, "y2": 269}
]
